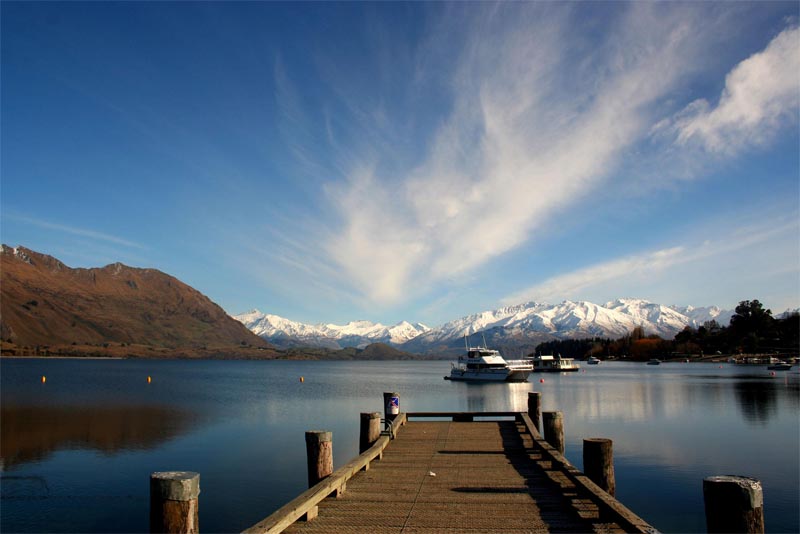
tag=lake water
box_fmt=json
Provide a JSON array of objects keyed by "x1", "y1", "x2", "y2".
[{"x1": 1, "y1": 358, "x2": 798, "y2": 533}]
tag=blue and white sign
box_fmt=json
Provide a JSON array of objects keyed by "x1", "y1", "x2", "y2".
[{"x1": 387, "y1": 395, "x2": 399, "y2": 415}]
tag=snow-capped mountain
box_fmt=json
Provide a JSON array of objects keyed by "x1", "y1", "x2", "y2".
[
  {"x1": 397, "y1": 299, "x2": 693, "y2": 353},
  {"x1": 233, "y1": 310, "x2": 429, "y2": 349},
  {"x1": 234, "y1": 298, "x2": 734, "y2": 353},
  {"x1": 667, "y1": 304, "x2": 733, "y2": 326}
]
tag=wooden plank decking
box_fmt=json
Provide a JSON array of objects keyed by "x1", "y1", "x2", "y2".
[{"x1": 246, "y1": 413, "x2": 655, "y2": 534}]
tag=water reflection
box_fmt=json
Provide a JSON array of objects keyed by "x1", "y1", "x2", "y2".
[
  {"x1": 734, "y1": 381, "x2": 778, "y2": 425},
  {"x1": 462, "y1": 382, "x2": 531, "y2": 413},
  {"x1": 545, "y1": 368, "x2": 798, "y2": 427},
  {"x1": 1, "y1": 404, "x2": 195, "y2": 469},
  {"x1": 0, "y1": 360, "x2": 796, "y2": 534}
]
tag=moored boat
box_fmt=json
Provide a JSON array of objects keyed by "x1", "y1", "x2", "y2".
[
  {"x1": 647, "y1": 359, "x2": 662, "y2": 365},
  {"x1": 446, "y1": 345, "x2": 533, "y2": 382},
  {"x1": 767, "y1": 361, "x2": 793, "y2": 371},
  {"x1": 586, "y1": 356, "x2": 601, "y2": 365},
  {"x1": 527, "y1": 354, "x2": 580, "y2": 372}
]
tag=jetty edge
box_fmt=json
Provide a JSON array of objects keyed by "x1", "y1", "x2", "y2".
[
  {"x1": 241, "y1": 410, "x2": 656, "y2": 534},
  {"x1": 242, "y1": 413, "x2": 406, "y2": 533}
]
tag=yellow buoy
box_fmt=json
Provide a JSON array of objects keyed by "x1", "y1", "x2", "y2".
[
  {"x1": 300, "y1": 376, "x2": 304, "y2": 383},
  {"x1": 147, "y1": 376, "x2": 152, "y2": 384},
  {"x1": 41, "y1": 376, "x2": 46, "y2": 384}
]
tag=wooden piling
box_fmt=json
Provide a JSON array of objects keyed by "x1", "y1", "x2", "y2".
[
  {"x1": 703, "y1": 475, "x2": 764, "y2": 533},
  {"x1": 149, "y1": 471, "x2": 200, "y2": 534},
  {"x1": 542, "y1": 411, "x2": 565, "y2": 454},
  {"x1": 527, "y1": 391, "x2": 542, "y2": 432},
  {"x1": 583, "y1": 438, "x2": 615, "y2": 496},
  {"x1": 359, "y1": 412, "x2": 381, "y2": 453},
  {"x1": 383, "y1": 391, "x2": 400, "y2": 422},
  {"x1": 305, "y1": 431, "x2": 333, "y2": 488}
]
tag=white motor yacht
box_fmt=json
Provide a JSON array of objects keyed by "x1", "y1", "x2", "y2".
[{"x1": 446, "y1": 345, "x2": 533, "y2": 382}]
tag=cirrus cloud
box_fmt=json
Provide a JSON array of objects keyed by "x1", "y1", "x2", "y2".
[{"x1": 322, "y1": 3, "x2": 716, "y2": 305}]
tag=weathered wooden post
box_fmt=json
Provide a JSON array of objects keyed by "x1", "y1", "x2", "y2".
[
  {"x1": 360, "y1": 412, "x2": 382, "y2": 453},
  {"x1": 305, "y1": 431, "x2": 333, "y2": 488},
  {"x1": 383, "y1": 391, "x2": 400, "y2": 422},
  {"x1": 149, "y1": 471, "x2": 200, "y2": 534},
  {"x1": 703, "y1": 475, "x2": 764, "y2": 533},
  {"x1": 527, "y1": 391, "x2": 542, "y2": 432},
  {"x1": 542, "y1": 411, "x2": 564, "y2": 454},
  {"x1": 583, "y1": 438, "x2": 615, "y2": 496}
]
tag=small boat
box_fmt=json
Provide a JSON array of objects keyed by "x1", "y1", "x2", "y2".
[
  {"x1": 446, "y1": 345, "x2": 533, "y2": 382},
  {"x1": 586, "y1": 356, "x2": 601, "y2": 365},
  {"x1": 528, "y1": 354, "x2": 580, "y2": 372},
  {"x1": 646, "y1": 359, "x2": 662, "y2": 365},
  {"x1": 767, "y1": 362, "x2": 793, "y2": 371}
]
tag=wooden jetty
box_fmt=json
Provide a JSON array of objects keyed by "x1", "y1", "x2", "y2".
[{"x1": 243, "y1": 411, "x2": 656, "y2": 534}]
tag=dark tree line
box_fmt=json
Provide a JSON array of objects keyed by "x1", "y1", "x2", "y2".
[{"x1": 533, "y1": 300, "x2": 799, "y2": 361}]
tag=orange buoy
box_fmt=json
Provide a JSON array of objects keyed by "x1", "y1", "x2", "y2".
[
  {"x1": 300, "y1": 376, "x2": 304, "y2": 383},
  {"x1": 147, "y1": 376, "x2": 152, "y2": 384},
  {"x1": 41, "y1": 376, "x2": 46, "y2": 384}
]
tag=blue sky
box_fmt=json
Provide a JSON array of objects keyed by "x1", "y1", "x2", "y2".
[{"x1": 2, "y1": 2, "x2": 798, "y2": 326}]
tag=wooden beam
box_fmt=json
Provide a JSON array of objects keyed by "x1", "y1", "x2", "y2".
[{"x1": 242, "y1": 413, "x2": 406, "y2": 534}]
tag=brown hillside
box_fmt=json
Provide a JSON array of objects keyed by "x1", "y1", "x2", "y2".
[{"x1": 0, "y1": 245, "x2": 270, "y2": 354}]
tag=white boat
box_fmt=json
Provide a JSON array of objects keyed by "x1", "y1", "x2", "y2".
[
  {"x1": 446, "y1": 345, "x2": 533, "y2": 382},
  {"x1": 586, "y1": 356, "x2": 601, "y2": 365},
  {"x1": 528, "y1": 354, "x2": 580, "y2": 372}
]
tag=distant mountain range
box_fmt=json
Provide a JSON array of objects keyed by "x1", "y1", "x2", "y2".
[
  {"x1": 234, "y1": 309, "x2": 430, "y2": 349},
  {"x1": 235, "y1": 299, "x2": 735, "y2": 355}
]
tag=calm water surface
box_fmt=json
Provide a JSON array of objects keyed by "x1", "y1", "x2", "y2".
[{"x1": 1, "y1": 359, "x2": 798, "y2": 533}]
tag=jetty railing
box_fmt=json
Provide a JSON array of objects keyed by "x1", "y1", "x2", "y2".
[
  {"x1": 514, "y1": 412, "x2": 655, "y2": 534},
  {"x1": 242, "y1": 413, "x2": 407, "y2": 534}
]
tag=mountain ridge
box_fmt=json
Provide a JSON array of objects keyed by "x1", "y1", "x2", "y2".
[
  {"x1": 234, "y1": 298, "x2": 735, "y2": 354},
  {"x1": 234, "y1": 310, "x2": 430, "y2": 349},
  {"x1": 0, "y1": 244, "x2": 273, "y2": 357}
]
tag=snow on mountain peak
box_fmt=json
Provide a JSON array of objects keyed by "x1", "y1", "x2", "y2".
[
  {"x1": 234, "y1": 298, "x2": 733, "y2": 352},
  {"x1": 232, "y1": 310, "x2": 429, "y2": 348}
]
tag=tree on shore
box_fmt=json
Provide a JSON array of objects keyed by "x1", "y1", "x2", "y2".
[{"x1": 729, "y1": 300, "x2": 775, "y2": 353}]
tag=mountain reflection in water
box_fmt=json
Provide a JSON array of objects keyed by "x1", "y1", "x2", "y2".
[{"x1": 1, "y1": 404, "x2": 194, "y2": 468}]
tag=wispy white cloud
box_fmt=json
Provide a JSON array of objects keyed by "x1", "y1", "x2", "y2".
[
  {"x1": 3, "y1": 213, "x2": 145, "y2": 249},
  {"x1": 501, "y1": 215, "x2": 799, "y2": 306},
  {"x1": 502, "y1": 247, "x2": 687, "y2": 305},
  {"x1": 322, "y1": 3, "x2": 713, "y2": 305},
  {"x1": 666, "y1": 25, "x2": 799, "y2": 154}
]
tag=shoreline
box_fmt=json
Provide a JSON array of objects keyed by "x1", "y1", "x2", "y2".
[{"x1": 1, "y1": 355, "x2": 126, "y2": 360}]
